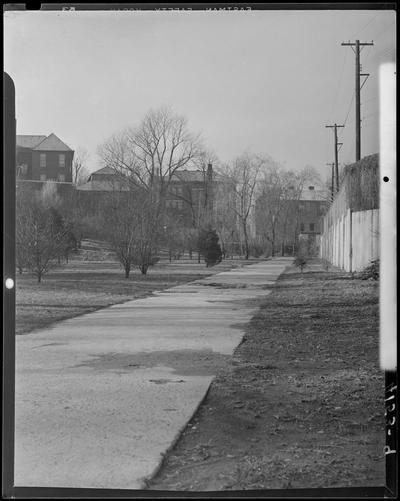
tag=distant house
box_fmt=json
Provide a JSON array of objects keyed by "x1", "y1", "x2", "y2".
[
  {"x1": 16, "y1": 133, "x2": 74, "y2": 183},
  {"x1": 255, "y1": 184, "x2": 329, "y2": 255},
  {"x1": 76, "y1": 166, "x2": 130, "y2": 192},
  {"x1": 76, "y1": 163, "x2": 222, "y2": 227},
  {"x1": 297, "y1": 186, "x2": 329, "y2": 235},
  {"x1": 75, "y1": 166, "x2": 132, "y2": 218},
  {"x1": 164, "y1": 164, "x2": 223, "y2": 227}
]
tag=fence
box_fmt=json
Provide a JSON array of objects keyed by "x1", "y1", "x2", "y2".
[
  {"x1": 320, "y1": 208, "x2": 379, "y2": 271},
  {"x1": 320, "y1": 154, "x2": 379, "y2": 272}
]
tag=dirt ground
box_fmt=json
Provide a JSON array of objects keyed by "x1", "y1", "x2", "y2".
[{"x1": 148, "y1": 261, "x2": 385, "y2": 492}]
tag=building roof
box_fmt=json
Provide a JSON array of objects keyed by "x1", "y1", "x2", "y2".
[
  {"x1": 76, "y1": 179, "x2": 130, "y2": 192},
  {"x1": 89, "y1": 166, "x2": 117, "y2": 177},
  {"x1": 171, "y1": 169, "x2": 224, "y2": 183},
  {"x1": 16, "y1": 135, "x2": 47, "y2": 149},
  {"x1": 299, "y1": 187, "x2": 329, "y2": 202},
  {"x1": 33, "y1": 133, "x2": 73, "y2": 151},
  {"x1": 17, "y1": 133, "x2": 73, "y2": 152},
  {"x1": 170, "y1": 170, "x2": 205, "y2": 183}
]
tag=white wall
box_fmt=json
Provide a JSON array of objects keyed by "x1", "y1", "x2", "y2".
[{"x1": 320, "y1": 208, "x2": 379, "y2": 272}]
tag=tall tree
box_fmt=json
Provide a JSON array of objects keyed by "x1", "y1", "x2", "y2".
[
  {"x1": 72, "y1": 147, "x2": 90, "y2": 185},
  {"x1": 256, "y1": 164, "x2": 324, "y2": 256},
  {"x1": 98, "y1": 107, "x2": 202, "y2": 208},
  {"x1": 226, "y1": 152, "x2": 264, "y2": 259},
  {"x1": 97, "y1": 107, "x2": 204, "y2": 271}
]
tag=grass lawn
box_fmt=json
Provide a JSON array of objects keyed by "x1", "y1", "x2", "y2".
[
  {"x1": 16, "y1": 256, "x2": 260, "y2": 335},
  {"x1": 149, "y1": 260, "x2": 384, "y2": 491}
]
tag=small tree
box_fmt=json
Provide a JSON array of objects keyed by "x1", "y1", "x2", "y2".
[
  {"x1": 100, "y1": 188, "x2": 161, "y2": 277},
  {"x1": 197, "y1": 228, "x2": 222, "y2": 267},
  {"x1": 294, "y1": 236, "x2": 310, "y2": 275},
  {"x1": 294, "y1": 255, "x2": 307, "y2": 274},
  {"x1": 16, "y1": 182, "x2": 74, "y2": 282}
]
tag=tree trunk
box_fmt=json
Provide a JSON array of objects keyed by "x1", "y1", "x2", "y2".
[
  {"x1": 243, "y1": 222, "x2": 249, "y2": 260},
  {"x1": 37, "y1": 272, "x2": 42, "y2": 283},
  {"x1": 124, "y1": 263, "x2": 130, "y2": 279},
  {"x1": 197, "y1": 252, "x2": 201, "y2": 264},
  {"x1": 271, "y1": 229, "x2": 275, "y2": 257}
]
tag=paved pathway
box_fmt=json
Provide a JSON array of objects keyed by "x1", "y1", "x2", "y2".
[{"x1": 15, "y1": 258, "x2": 290, "y2": 489}]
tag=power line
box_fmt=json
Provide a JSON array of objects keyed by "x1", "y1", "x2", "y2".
[
  {"x1": 372, "y1": 20, "x2": 396, "y2": 42},
  {"x1": 329, "y1": 50, "x2": 348, "y2": 122},
  {"x1": 375, "y1": 47, "x2": 396, "y2": 60},
  {"x1": 351, "y1": 11, "x2": 382, "y2": 39},
  {"x1": 341, "y1": 39, "x2": 374, "y2": 161},
  {"x1": 341, "y1": 91, "x2": 355, "y2": 131},
  {"x1": 325, "y1": 124, "x2": 345, "y2": 192},
  {"x1": 326, "y1": 162, "x2": 335, "y2": 201}
]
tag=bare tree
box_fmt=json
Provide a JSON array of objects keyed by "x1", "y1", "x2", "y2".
[
  {"x1": 257, "y1": 164, "x2": 324, "y2": 256},
  {"x1": 256, "y1": 162, "x2": 285, "y2": 256},
  {"x1": 99, "y1": 188, "x2": 161, "y2": 277},
  {"x1": 16, "y1": 182, "x2": 73, "y2": 282},
  {"x1": 98, "y1": 107, "x2": 203, "y2": 208},
  {"x1": 213, "y1": 171, "x2": 240, "y2": 258},
  {"x1": 226, "y1": 152, "x2": 264, "y2": 259},
  {"x1": 72, "y1": 147, "x2": 90, "y2": 185},
  {"x1": 97, "y1": 107, "x2": 204, "y2": 270}
]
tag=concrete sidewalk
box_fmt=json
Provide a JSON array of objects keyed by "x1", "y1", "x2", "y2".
[{"x1": 14, "y1": 258, "x2": 290, "y2": 489}]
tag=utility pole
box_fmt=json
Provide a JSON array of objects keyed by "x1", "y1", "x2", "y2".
[
  {"x1": 341, "y1": 39, "x2": 374, "y2": 161},
  {"x1": 326, "y1": 162, "x2": 335, "y2": 201},
  {"x1": 325, "y1": 124, "x2": 344, "y2": 193}
]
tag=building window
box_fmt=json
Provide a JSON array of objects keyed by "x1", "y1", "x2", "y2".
[
  {"x1": 309, "y1": 223, "x2": 315, "y2": 232},
  {"x1": 40, "y1": 174, "x2": 46, "y2": 181},
  {"x1": 58, "y1": 173, "x2": 65, "y2": 182},
  {"x1": 59, "y1": 154, "x2": 65, "y2": 167},
  {"x1": 40, "y1": 153, "x2": 46, "y2": 168},
  {"x1": 300, "y1": 223, "x2": 305, "y2": 232}
]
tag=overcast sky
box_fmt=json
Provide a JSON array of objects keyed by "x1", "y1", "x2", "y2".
[{"x1": 4, "y1": 8, "x2": 396, "y2": 178}]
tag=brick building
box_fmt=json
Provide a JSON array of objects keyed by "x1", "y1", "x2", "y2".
[
  {"x1": 256, "y1": 185, "x2": 329, "y2": 256},
  {"x1": 164, "y1": 164, "x2": 216, "y2": 227},
  {"x1": 16, "y1": 133, "x2": 74, "y2": 183},
  {"x1": 77, "y1": 166, "x2": 130, "y2": 192},
  {"x1": 77, "y1": 163, "x2": 220, "y2": 228},
  {"x1": 297, "y1": 186, "x2": 329, "y2": 235}
]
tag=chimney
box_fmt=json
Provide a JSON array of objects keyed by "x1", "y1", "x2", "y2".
[{"x1": 207, "y1": 163, "x2": 213, "y2": 183}]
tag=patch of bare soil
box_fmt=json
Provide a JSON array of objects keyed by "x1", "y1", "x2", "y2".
[
  {"x1": 148, "y1": 263, "x2": 384, "y2": 492},
  {"x1": 74, "y1": 349, "x2": 232, "y2": 376}
]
